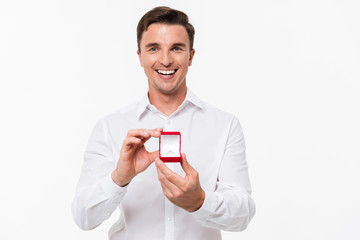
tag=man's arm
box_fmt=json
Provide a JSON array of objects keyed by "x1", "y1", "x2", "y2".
[
  {"x1": 192, "y1": 117, "x2": 256, "y2": 231},
  {"x1": 155, "y1": 117, "x2": 256, "y2": 231},
  {"x1": 72, "y1": 119, "x2": 161, "y2": 230}
]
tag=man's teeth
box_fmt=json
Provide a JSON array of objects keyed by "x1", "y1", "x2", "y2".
[{"x1": 157, "y1": 70, "x2": 176, "y2": 75}]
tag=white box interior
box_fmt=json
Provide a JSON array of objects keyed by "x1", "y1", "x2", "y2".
[{"x1": 160, "y1": 134, "x2": 180, "y2": 157}]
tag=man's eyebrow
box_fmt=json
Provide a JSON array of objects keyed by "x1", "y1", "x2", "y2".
[
  {"x1": 172, "y1": 43, "x2": 186, "y2": 47},
  {"x1": 144, "y1": 43, "x2": 187, "y2": 49},
  {"x1": 145, "y1": 43, "x2": 159, "y2": 48}
]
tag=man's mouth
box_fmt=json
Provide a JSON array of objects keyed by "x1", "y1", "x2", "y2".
[{"x1": 156, "y1": 69, "x2": 178, "y2": 76}]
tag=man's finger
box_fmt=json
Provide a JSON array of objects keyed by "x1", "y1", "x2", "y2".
[
  {"x1": 156, "y1": 162, "x2": 179, "y2": 195},
  {"x1": 156, "y1": 159, "x2": 183, "y2": 186},
  {"x1": 122, "y1": 129, "x2": 162, "y2": 150},
  {"x1": 127, "y1": 128, "x2": 162, "y2": 139},
  {"x1": 142, "y1": 128, "x2": 163, "y2": 141},
  {"x1": 180, "y1": 153, "x2": 194, "y2": 174},
  {"x1": 158, "y1": 179, "x2": 172, "y2": 197},
  {"x1": 122, "y1": 136, "x2": 143, "y2": 151}
]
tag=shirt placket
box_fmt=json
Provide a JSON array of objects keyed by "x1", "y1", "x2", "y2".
[{"x1": 162, "y1": 116, "x2": 175, "y2": 240}]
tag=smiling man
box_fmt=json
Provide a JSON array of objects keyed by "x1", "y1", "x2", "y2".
[
  {"x1": 137, "y1": 16, "x2": 195, "y2": 116},
  {"x1": 72, "y1": 6, "x2": 255, "y2": 240}
]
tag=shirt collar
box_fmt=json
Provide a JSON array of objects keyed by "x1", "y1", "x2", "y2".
[
  {"x1": 183, "y1": 88, "x2": 203, "y2": 109},
  {"x1": 135, "y1": 93, "x2": 151, "y2": 119},
  {"x1": 135, "y1": 88, "x2": 203, "y2": 119}
]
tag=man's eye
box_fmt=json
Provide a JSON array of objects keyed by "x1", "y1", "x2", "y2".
[
  {"x1": 173, "y1": 47, "x2": 182, "y2": 51},
  {"x1": 149, "y1": 47, "x2": 157, "y2": 52}
]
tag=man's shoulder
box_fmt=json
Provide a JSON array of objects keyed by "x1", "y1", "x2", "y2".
[
  {"x1": 101, "y1": 101, "x2": 140, "y2": 124},
  {"x1": 199, "y1": 99, "x2": 238, "y2": 123},
  {"x1": 188, "y1": 89, "x2": 236, "y2": 121}
]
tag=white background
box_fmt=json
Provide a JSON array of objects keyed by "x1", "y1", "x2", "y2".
[{"x1": 1, "y1": 0, "x2": 359, "y2": 239}]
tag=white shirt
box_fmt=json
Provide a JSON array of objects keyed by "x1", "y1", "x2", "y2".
[{"x1": 72, "y1": 89, "x2": 255, "y2": 240}]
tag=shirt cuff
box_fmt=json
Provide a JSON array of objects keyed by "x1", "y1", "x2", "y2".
[
  {"x1": 100, "y1": 173, "x2": 128, "y2": 200},
  {"x1": 190, "y1": 191, "x2": 218, "y2": 220}
]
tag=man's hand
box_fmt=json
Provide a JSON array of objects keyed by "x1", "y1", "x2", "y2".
[
  {"x1": 112, "y1": 128, "x2": 162, "y2": 187},
  {"x1": 155, "y1": 153, "x2": 205, "y2": 212}
]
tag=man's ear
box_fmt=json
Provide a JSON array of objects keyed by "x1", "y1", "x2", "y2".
[
  {"x1": 188, "y1": 49, "x2": 195, "y2": 66},
  {"x1": 137, "y1": 50, "x2": 143, "y2": 67}
]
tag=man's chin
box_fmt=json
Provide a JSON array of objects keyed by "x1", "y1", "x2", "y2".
[
  {"x1": 157, "y1": 87, "x2": 178, "y2": 95},
  {"x1": 149, "y1": 79, "x2": 186, "y2": 96},
  {"x1": 155, "y1": 84, "x2": 184, "y2": 95}
]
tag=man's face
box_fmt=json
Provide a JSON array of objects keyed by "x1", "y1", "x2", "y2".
[{"x1": 137, "y1": 23, "x2": 195, "y2": 95}]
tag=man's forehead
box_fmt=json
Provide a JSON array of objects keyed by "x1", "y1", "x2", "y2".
[
  {"x1": 145, "y1": 23, "x2": 186, "y2": 31},
  {"x1": 141, "y1": 23, "x2": 190, "y2": 44}
]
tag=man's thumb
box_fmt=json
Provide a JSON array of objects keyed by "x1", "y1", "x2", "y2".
[{"x1": 148, "y1": 150, "x2": 160, "y2": 163}]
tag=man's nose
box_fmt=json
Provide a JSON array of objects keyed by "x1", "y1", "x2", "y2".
[{"x1": 160, "y1": 51, "x2": 173, "y2": 66}]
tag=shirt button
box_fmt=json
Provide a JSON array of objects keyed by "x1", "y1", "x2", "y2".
[{"x1": 167, "y1": 217, "x2": 172, "y2": 222}]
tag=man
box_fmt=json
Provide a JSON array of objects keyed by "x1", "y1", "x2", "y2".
[{"x1": 72, "y1": 6, "x2": 255, "y2": 240}]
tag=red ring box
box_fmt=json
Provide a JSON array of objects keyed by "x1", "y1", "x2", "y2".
[{"x1": 159, "y1": 131, "x2": 181, "y2": 162}]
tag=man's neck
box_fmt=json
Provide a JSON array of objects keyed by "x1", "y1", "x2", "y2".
[{"x1": 148, "y1": 87, "x2": 187, "y2": 117}]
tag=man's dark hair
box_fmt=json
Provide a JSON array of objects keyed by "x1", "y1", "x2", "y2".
[{"x1": 137, "y1": 6, "x2": 195, "y2": 52}]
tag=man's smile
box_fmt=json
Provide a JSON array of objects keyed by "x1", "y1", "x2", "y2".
[{"x1": 156, "y1": 69, "x2": 178, "y2": 76}]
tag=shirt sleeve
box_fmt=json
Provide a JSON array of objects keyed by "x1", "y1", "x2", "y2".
[
  {"x1": 191, "y1": 116, "x2": 256, "y2": 231},
  {"x1": 72, "y1": 119, "x2": 126, "y2": 230}
]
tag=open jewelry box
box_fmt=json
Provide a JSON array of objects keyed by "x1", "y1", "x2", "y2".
[{"x1": 159, "y1": 131, "x2": 181, "y2": 162}]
